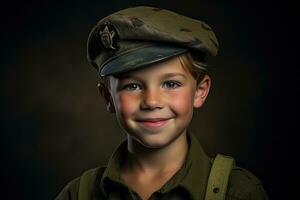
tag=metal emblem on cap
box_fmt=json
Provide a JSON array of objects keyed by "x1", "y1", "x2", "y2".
[{"x1": 100, "y1": 25, "x2": 116, "y2": 50}]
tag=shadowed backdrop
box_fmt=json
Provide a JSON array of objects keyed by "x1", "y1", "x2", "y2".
[{"x1": 0, "y1": 0, "x2": 290, "y2": 199}]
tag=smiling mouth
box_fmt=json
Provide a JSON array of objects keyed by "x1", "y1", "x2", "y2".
[{"x1": 136, "y1": 118, "x2": 171, "y2": 128}]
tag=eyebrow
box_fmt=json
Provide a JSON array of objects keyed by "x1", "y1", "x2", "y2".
[
  {"x1": 161, "y1": 73, "x2": 187, "y2": 79},
  {"x1": 118, "y1": 72, "x2": 187, "y2": 80}
]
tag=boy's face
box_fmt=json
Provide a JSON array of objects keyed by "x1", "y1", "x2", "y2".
[{"x1": 99, "y1": 56, "x2": 210, "y2": 149}]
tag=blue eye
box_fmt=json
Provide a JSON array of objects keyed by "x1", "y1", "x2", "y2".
[
  {"x1": 123, "y1": 83, "x2": 142, "y2": 91},
  {"x1": 162, "y1": 81, "x2": 181, "y2": 89}
]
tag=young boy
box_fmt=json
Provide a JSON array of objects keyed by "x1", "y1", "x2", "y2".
[{"x1": 56, "y1": 6, "x2": 269, "y2": 200}]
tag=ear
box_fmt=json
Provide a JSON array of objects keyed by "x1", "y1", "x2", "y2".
[
  {"x1": 97, "y1": 82, "x2": 116, "y2": 113},
  {"x1": 193, "y1": 75, "x2": 211, "y2": 108}
]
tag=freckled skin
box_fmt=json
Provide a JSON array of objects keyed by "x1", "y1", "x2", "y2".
[{"x1": 104, "y1": 56, "x2": 209, "y2": 149}]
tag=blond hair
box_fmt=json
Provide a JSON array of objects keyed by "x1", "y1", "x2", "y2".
[{"x1": 178, "y1": 52, "x2": 207, "y2": 85}]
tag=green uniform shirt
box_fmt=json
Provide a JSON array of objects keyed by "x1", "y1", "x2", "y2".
[{"x1": 55, "y1": 132, "x2": 269, "y2": 200}]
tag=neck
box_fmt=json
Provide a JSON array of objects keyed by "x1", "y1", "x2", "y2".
[{"x1": 125, "y1": 131, "x2": 189, "y2": 174}]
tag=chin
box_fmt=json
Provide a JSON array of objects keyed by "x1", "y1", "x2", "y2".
[
  {"x1": 133, "y1": 131, "x2": 180, "y2": 149},
  {"x1": 140, "y1": 139, "x2": 168, "y2": 149}
]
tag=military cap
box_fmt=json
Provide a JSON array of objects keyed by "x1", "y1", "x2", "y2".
[{"x1": 87, "y1": 6, "x2": 219, "y2": 77}]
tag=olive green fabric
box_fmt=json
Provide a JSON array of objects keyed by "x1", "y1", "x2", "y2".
[
  {"x1": 87, "y1": 6, "x2": 218, "y2": 77},
  {"x1": 204, "y1": 154, "x2": 234, "y2": 200},
  {"x1": 55, "y1": 132, "x2": 269, "y2": 200},
  {"x1": 78, "y1": 168, "x2": 102, "y2": 200}
]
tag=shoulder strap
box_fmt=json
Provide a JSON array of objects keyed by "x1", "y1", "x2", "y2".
[
  {"x1": 78, "y1": 167, "x2": 106, "y2": 200},
  {"x1": 204, "y1": 154, "x2": 235, "y2": 200}
]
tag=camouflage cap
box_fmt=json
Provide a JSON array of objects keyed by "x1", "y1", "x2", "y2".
[{"x1": 87, "y1": 6, "x2": 219, "y2": 77}]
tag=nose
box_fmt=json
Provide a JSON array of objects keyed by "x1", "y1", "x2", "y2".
[{"x1": 140, "y1": 88, "x2": 163, "y2": 110}]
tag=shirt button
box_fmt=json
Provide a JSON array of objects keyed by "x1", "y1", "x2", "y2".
[{"x1": 213, "y1": 187, "x2": 220, "y2": 193}]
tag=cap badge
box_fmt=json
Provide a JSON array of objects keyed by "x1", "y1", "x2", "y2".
[{"x1": 100, "y1": 25, "x2": 116, "y2": 50}]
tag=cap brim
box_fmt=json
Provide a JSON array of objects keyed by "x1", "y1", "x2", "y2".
[{"x1": 100, "y1": 44, "x2": 187, "y2": 77}]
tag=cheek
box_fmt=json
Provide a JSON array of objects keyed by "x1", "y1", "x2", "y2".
[
  {"x1": 169, "y1": 89, "x2": 194, "y2": 116},
  {"x1": 116, "y1": 94, "x2": 140, "y2": 117}
]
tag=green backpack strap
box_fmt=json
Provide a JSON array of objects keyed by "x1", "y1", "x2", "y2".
[
  {"x1": 204, "y1": 154, "x2": 235, "y2": 200},
  {"x1": 78, "y1": 167, "x2": 106, "y2": 200}
]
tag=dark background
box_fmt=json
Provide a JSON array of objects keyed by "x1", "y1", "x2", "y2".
[{"x1": 0, "y1": 0, "x2": 294, "y2": 199}]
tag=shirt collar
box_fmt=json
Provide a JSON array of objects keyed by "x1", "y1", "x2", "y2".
[
  {"x1": 99, "y1": 140, "x2": 128, "y2": 197},
  {"x1": 178, "y1": 132, "x2": 212, "y2": 200},
  {"x1": 99, "y1": 131, "x2": 212, "y2": 200}
]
